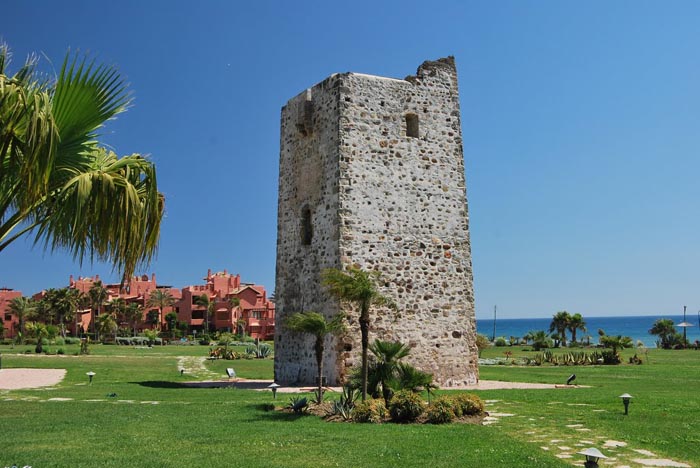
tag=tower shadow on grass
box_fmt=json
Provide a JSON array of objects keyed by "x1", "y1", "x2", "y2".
[{"x1": 132, "y1": 381, "x2": 188, "y2": 389}]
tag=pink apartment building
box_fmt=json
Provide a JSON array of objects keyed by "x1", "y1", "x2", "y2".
[
  {"x1": 178, "y1": 269, "x2": 275, "y2": 340},
  {"x1": 1, "y1": 269, "x2": 274, "y2": 340},
  {"x1": 1, "y1": 288, "x2": 23, "y2": 338}
]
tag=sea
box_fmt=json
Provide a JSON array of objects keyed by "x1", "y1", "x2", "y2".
[{"x1": 476, "y1": 315, "x2": 700, "y2": 348}]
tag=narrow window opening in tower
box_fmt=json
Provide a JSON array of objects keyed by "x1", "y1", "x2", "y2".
[
  {"x1": 300, "y1": 206, "x2": 313, "y2": 245},
  {"x1": 406, "y1": 113, "x2": 419, "y2": 138}
]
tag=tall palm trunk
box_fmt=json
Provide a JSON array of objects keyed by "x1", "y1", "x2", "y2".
[
  {"x1": 315, "y1": 336, "x2": 324, "y2": 403},
  {"x1": 360, "y1": 302, "x2": 370, "y2": 402}
]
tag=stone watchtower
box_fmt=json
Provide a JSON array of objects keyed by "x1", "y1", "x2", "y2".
[{"x1": 275, "y1": 57, "x2": 478, "y2": 387}]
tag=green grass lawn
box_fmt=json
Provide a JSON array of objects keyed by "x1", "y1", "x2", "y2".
[{"x1": 0, "y1": 343, "x2": 698, "y2": 467}]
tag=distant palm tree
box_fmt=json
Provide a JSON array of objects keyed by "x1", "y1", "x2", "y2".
[
  {"x1": 88, "y1": 281, "x2": 108, "y2": 339},
  {"x1": 322, "y1": 267, "x2": 393, "y2": 402},
  {"x1": 531, "y1": 330, "x2": 552, "y2": 351},
  {"x1": 124, "y1": 303, "x2": 143, "y2": 337},
  {"x1": 228, "y1": 296, "x2": 241, "y2": 332},
  {"x1": 567, "y1": 313, "x2": 587, "y2": 343},
  {"x1": 41, "y1": 288, "x2": 80, "y2": 338},
  {"x1": 109, "y1": 298, "x2": 127, "y2": 326},
  {"x1": 368, "y1": 340, "x2": 411, "y2": 406},
  {"x1": 147, "y1": 289, "x2": 175, "y2": 330},
  {"x1": 549, "y1": 311, "x2": 572, "y2": 347},
  {"x1": 522, "y1": 330, "x2": 535, "y2": 346},
  {"x1": 7, "y1": 296, "x2": 34, "y2": 343},
  {"x1": 96, "y1": 313, "x2": 118, "y2": 343},
  {"x1": 286, "y1": 311, "x2": 345, "y2": 403},
  {"x1": 25, "y1": 321, "x2": 48, "y2": 353},
  {"x1": 194, "y1": 294, "x2": 215, "y2": 334},
  {"x1": 649, "y1": 319, "x2": 678, "y2": 349}
]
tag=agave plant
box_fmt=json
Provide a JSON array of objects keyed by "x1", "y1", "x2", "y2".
[{"x1": 287, "y1": 396, "x2": 308, "y2": 414}]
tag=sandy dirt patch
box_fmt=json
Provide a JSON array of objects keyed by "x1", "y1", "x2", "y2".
[{"x1": 0, "y1": 368, "x2": 67, "y2": 390}]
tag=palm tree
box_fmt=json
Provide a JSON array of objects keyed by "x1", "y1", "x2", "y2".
[
  {"x1": 194, "y1": 294, "x2": 216, "y2": 335},
  {"x1": 286, "y1": 311, "x2": 346, "y2": 403},
  {"x1": 124, "y1": 303, "x2": 143, "y2": 337},
  {"x1": 227, "y1": 296, "x2": 241, "y2": 334},
  {"x1": 40, "y1": 288, "x2": 80, "y2": 338},
  {"x1": 649, "y1": 319, "x2": 678, "y2": 349},
  {"x1": 147, "y1": 289, "x2": 175, "y2": 330},
  {"x1": 531, "y1": 330, "x2": 552, "y2": 351},
  {"x1": 567, "y1": 313, "x2": 587, "y2": 344},
  {"x1": 25, "y1": 321, "x2": 48, "y2": 353},
  {"x1": 368, "y1": 340, "x2": 411, "y2": 406},
  {"x1": 7, "y1": 296, "x2": 34, "y2": 343},
  {"x1": 549, "y1": 311, "x2": 572, "y2": 347},
  {"x1": 96, "y1": 313, "x2": 118, "y2": 343},
  {"x1": 0, "y1": 44, "x2": 163, "y2": 282},
  {"x1": 88, "y1": 281, "x2": 108, "y2": 339},
  {"x1": 109, "y1": 298, "x2": 129, "y2": 336},
  {"x1": 322, "y1": 267, "x2": 393, "y2": 401}
]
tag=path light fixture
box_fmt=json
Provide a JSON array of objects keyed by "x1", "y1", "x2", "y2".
[
  {"x1": 180, "y1": 369, "x2": 185, "y2": 376},
  {"x1": 577, "y1": 447, "x2": 608, "y2": 467},
  {"x1": 86, "y1": 371, "x2": 96, "y2": 385},
  {"x1": 619, "y1": 393, "x2": 633, "y2": 415},
  {"x1": 268, "y1": 382, "x2": 280, "y2": 400},
  {"x1": 566, "y1": 374, "x2": 576, "y2": 385}
]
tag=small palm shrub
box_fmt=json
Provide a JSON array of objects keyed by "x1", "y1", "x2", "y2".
[
  {"x1": 389, "y1": 390, "x2": 425, "y2": 423},
  {"x1": 452, "y1": 393, "x2": 485, "y2": 416},
  {"x1": 426, "y1": 396, "x2": 455, "y2": 424},
  {"x1": 352, "y1": 399, "x2": 387, "y2": 423},
  {"x1": 601, "y1": 350, "x2": 621, "y2": 364}
]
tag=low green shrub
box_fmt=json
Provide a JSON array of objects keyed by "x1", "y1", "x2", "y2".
[
  {"x1": 452, "y1": 393, "x2": 485, "y2": 416},
  {"x1": 426, "y1": 396, "x2": 455, "y2": 424},
  {"x1": 389, "y1": 390, "x2": 425, "y2": 423},
  {"x1": 54, "y1": 338, "x2": 65, "y2": 346},
  {"x1": 352, "y1": 399, "x2": 387, "y2": 423},
  {"x1": 494, "y1": 336, "x2": 507, "y2": 347},
  {"x1": 57, "y1": 348, "x2": 65, "y2": 355}
]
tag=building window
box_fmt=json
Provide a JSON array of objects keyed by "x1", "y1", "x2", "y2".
[
  {"x1": 4, "y1": 313, "x2": 11, "y2": 321},
  {"x1": 300, "y1": 205, "x2": 313, "y2": 245},
  {"x1": 406, "y1": 113, "x2": 419, "y2": 138}
]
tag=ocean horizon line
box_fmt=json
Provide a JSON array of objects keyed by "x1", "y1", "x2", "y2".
[{"x1": 475, "y1": 313, "x2": 695, "y2": 321}]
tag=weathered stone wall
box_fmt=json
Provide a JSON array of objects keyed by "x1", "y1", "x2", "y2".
[
  {"x1": 274, "y1": 77, "x2": 345, "y2": 385},
  {"x1": 275, "y1": 57, "x2": 478, "y2": 386}
]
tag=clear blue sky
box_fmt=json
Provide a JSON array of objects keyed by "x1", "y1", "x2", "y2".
[{"x1": 2, "y1": 1, "x2": 699, "y2": 319}]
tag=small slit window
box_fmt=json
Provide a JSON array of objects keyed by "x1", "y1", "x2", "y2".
[
  {"x1": 300, "y1": 206, "x2": 313, "y2": 246},
  {"x1": 406, "y1": 113, "x2": 419, "y2": 138}
]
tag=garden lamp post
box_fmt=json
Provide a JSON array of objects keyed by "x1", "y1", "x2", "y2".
[
  {"x1": 86, "y1": 371, "x2": 96, "y2": 385},
  {"x1": 268, "y1": 382, "x2": 280, "y2": 400},
  {"x1": 577, "y1": 448, "x2": 608, "y2": 467},
  {"x1": 619, "y1": 393, "x2": 633, "y2": 415}
]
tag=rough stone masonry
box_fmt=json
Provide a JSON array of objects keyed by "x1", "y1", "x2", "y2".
[{"x1": 275, "y1": 57, "x2": 478, "y2": 387}]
